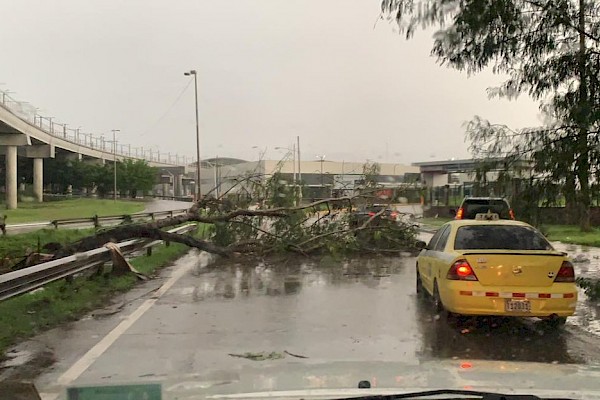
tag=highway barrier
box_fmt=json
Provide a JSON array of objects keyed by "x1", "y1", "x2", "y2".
[{"x1": 0, "y1": 224, "x2": 197, "y2": 302}]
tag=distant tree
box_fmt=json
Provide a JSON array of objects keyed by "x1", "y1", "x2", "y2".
[
  {"x1": 362, "y1": 161, "x2": 381, "y2": 189},
  {"x1": 44, "y1": 158, "x2": 76, "y2": 193},
  {"x1": 382, "y1": 0, "x2": 600, "y2": 230},
  {"x1": 89, "y1": 163, "x2": 114, "y2": 197},
  {"x1": 117, "y1": 159, "x2": 156, "y2": 198},
  {"x1": 265, "y1": 172, "x2": 295, "y2": 208}
]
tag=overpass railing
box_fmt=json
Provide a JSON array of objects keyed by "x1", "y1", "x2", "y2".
[{"x1": 0, "y1": 89, "x2": 191, "y2": 166}]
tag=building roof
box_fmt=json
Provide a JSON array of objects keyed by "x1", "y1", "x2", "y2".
[
  {"x1": 412, "y1": 158, "x2": 532, "y2": 173},
  {"x1": 187, "y1": 157, "x2": 249, "y2": 168}
]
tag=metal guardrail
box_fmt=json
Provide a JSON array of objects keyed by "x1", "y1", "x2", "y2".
[
  {"x1": 49, "y1": 209, "x2": 190, "y2": 228},
  {"x1": 4, "y1": 209, "x2": 190, "y2": 232},
  {"x1": 0, "y1": 223, "x2": 197, "y2": 302}
]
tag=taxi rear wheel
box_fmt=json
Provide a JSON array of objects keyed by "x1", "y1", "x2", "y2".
[
  {"x1": 545, "y1": 316, "x2": 567, "y2": 328},
  {"x1": 432, "y1": 281, "x2": 461, "y2": 322},
  {"x1": 433, "y1": 281, "x2": 445, "y2": 314}
]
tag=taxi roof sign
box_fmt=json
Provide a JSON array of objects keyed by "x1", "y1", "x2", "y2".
[{"x1": 475, "y1": 211, "x2": 500, "y2": 221}]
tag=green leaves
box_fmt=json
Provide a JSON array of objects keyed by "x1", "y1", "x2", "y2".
[
  {"x1": 117, "y1": 159, "x2": 156, "y2": 197},
  {"x1": 384, "y1": 0, "x2": 600, "y2": 229},
  {"x1": 42, "y1": 158, "x2": 156, "y2": 198},
  {"x1": 577, "y1": 277, "x2": 600, "y2": 301}
]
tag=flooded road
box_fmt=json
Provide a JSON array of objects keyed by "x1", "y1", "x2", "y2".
[
  {"x1": 552, "y1": 241, "x2": 600, "y2": 337},
  {"x1": 168, "y1": 255, "x2": 600, "y2": 365},
  {"x1": 26, "y1": 248, "x2": 600, "y2": 398}
]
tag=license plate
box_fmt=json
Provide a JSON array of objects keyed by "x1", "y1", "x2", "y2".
[{"x1": 505, "y1": 299, "x2": 531, "y2": 313}]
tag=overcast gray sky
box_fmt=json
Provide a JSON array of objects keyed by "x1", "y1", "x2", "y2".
[{"x1": 0, "y1": 0, "x2": 542, "y2": 164}]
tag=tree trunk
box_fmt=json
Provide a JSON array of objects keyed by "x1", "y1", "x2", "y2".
[
  {"x1": 577, "y1": 0, "x2": 591, "y2": 232},
  {"x1": 565, "y1": 173, "x2": 578, "y2": 225}
]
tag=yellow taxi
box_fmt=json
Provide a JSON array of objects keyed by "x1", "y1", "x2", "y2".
[{"x1": 415, "y1": 215, "x2": 577, "y2": 325}]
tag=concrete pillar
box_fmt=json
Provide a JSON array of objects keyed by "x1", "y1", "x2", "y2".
[
  {"x1": 175, "y1": 174, "x2": 183, "y2": 197},
  {"x1": 33, "y1": 158, "x2": 43, "y2": 203},
  {"x1": 5, "y1": 145, "x2": 17, "y2": 209}
]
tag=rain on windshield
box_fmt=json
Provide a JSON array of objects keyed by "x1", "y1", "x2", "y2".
[{"x1": 1, "y1": 1, "x2": 600, "y2": 400}]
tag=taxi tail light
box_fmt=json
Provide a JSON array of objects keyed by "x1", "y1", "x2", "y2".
[
  {"x1": 455, "y1": 207, "x2": 464, "y2": 219},
  {"x1": 554, "y1": 261, "x2": 575, "y2": 282},
  {"x1": 509, "y1": 208, "x2": 516, "y2": 220},
  {"x1": 447, "y1": 259, "x2": 478, "y2": 281}
]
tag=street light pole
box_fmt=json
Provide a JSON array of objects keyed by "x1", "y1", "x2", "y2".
[
  {"x1": 111, "y1": 129, "x2": 120, "y2": 201},
  {"x1": 184, "y1": 70, "x2": 201, "y2": 200}
]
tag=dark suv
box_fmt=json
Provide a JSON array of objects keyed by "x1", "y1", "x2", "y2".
[{"x1": 454, "y1": 197, "x2": 515, "y2": 220}]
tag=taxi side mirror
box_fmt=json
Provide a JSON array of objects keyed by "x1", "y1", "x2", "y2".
[{"x1": 415, "y1": 240, "x2": 427, "y2": 250}]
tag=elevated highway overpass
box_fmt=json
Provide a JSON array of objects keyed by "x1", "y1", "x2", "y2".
[{"x1": 0, "y1": 90, "x2": 190, "y2": 209}]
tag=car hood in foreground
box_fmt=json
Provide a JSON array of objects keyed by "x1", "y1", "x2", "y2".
[{"x1": 63, "y1": 359, "x2": 600, "y2": 400}]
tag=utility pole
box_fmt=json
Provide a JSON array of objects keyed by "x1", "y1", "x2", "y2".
[
  {"x1": 297, "y1": 136, "x2": 301, "y2": 182},
  {"x1": 292, "y1": 143, "x2": 297, "y2": 184},
  {"x1": 317, "y1": 155, "x2": 326, "y2": 186},
  {"x1": 214, "y1": 156, "x2": 219, "y2": 198}
]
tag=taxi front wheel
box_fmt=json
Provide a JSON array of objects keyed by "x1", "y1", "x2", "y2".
[{"x1": 416, "y1": 271, "x2": 426, "y2": 298}]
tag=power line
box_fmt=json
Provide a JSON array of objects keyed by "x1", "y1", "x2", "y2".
[{"x1": 139, "y1": 79, "x2": 193, "y2": 136}]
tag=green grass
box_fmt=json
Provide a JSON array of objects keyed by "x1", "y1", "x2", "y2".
[
  {"x1": 543, "y1": 225, "x2": 600, "y2": 247},
  {"x1": 0, "y1": 234, "x2": 197, "y2": 355},
  {"x1": 417, "y1": 220, "x2": 600, "y2": 247},
  {"x1": 3, "y1": 199, "x2": 145, "y2": 224},
  {"x1": 420, "y1": 217, "x2": 452, "y2": 227},
  {"x1": 0, "y1": 228, "x2": 95, "y2": 262}
]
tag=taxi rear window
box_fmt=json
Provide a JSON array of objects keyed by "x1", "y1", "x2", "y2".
[
  {"x1": 454, "y1": 225, "x2": 552, "y2": 250},
  {"x1": 462, "y1": 199, "x2": 510, "y2": 219}
]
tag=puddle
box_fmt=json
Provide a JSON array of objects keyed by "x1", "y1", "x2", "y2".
[
  {"x1": 189, "y1": 257, "x2": 402, "y2": 301},
  {"x1": 552, "y1": 241, "x2": 600, "y2": 280}
]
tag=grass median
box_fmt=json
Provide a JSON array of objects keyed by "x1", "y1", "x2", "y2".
[
  {"x1": 0, "y1": 224, "x2": 209, "y2": 356},
  {"x1": 1, "y1": 228, "x2": 96, "y2": 266},
  {"x1": 3, "y1": 198, "x2": 145, "y2": 224},
  {"x1": 543, "y1": 225, "x2": 600, "y2": 247},
  {"x1": 418, "y1": 220, "x2": 600, "y2": 247},
  {"x1": 419, "y1": 217, "x2": 452, "y2": 228}
]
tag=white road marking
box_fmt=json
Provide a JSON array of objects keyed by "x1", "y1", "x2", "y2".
[{"x1": 41, "y1": 263, "x2": 192, "y2": 400}]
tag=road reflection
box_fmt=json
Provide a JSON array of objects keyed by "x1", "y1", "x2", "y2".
[
  {"x1": 414, "y1": 295, "x2": 583, "y2": 364},
  {"x1": 184, "y1": 255, "x2": 598, "y2": 365},
  {"x1": 193, "y1": 257, "x2": 403, "y2": 300}
]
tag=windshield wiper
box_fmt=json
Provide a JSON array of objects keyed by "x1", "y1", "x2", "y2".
[{"x1": 334, "y1": 389, "x2": 573, "y2": 400}]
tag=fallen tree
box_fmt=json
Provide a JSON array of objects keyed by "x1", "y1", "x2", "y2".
[{"x1": 51, "y1": 170, "x2": 420, "y2": 260}]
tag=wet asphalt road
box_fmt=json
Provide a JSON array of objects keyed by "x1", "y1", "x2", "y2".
[
  {"x1": 142, "y1": 199, "x2": 192, "y2": 213},
  {"x1": 24, "y1": 245, "x2": 600, "y2": 397}
]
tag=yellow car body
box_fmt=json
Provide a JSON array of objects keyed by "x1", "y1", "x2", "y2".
[{"x1": 416, "y1": 219, "x2": 577, "y2": 319}]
